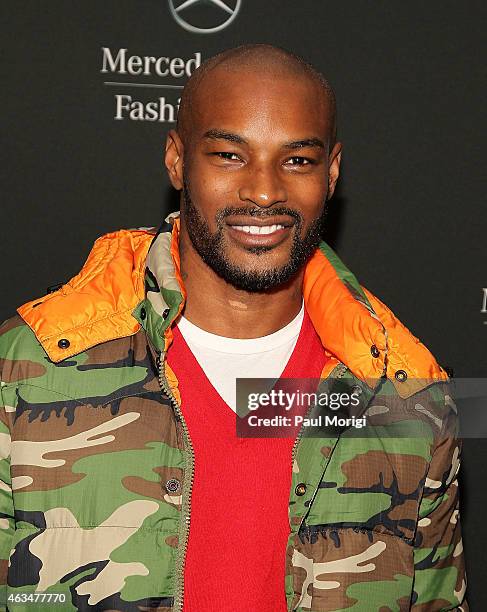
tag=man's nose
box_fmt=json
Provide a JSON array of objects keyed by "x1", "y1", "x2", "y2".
[{"x1": 238, "y1": 165, "x2": 288, "y2": 207}]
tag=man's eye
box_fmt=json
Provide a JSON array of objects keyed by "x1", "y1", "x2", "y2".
[
  {"x1": 214, "y1": 152, "x2": 241, "y2": 161},
  {"x1": 286, "y1": 156, "x2": 312, "y2": 166}
]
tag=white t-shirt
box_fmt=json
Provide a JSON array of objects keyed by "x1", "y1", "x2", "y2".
[{"x1": 175, "y1": 300, "x2": 305, "y2": 413}]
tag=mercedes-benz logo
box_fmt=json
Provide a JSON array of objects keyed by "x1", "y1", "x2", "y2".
[{"x1": 169, "y1": 0, "x2": 241, "y2": 34}]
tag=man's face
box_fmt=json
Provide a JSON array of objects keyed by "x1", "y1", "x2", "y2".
[{"x1": 167, "y1": 68, "x2": 340, "y2": 292}]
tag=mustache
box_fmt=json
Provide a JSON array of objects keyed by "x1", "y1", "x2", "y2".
[
  {"x1": 182, "y1": 179, "x2": 304, "y2": 226},
  {"x1": 215, "y1": 206, "x2": 303, "y2": 224}
]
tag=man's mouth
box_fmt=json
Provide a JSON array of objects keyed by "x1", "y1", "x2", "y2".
[
  {"x1": 225, "y1": 217, "x2": 294, "y2": 248},
  {"x1": 229, "y1": 224, "x2": 286, "y2": 235}
]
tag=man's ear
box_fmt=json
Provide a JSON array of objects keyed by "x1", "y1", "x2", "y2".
[
  {"x1": 327, "y1": 141, "x2": 342, "y2": 200},
  {"x1": 165, "y1": 129, "x2": 184, "y2": 190}
]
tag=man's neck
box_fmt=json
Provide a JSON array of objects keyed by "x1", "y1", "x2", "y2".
[{"x1": 179, "y1": 234, "x2": 304, "y2": 339}]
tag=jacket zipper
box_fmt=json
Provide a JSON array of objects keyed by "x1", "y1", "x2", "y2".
[
  {"x1": 157, "y1": 350, "x2": 195, "y2": 612},
  {"x1": 158, "y1": 351, "x2": 347, "y2": 612},
  {"x1": 289, "y1": 361, "x2": 348, "y2": 612}
]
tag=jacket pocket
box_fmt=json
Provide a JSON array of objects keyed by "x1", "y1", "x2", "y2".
[{"x1": 305, "y1": 439, "x2": 429, "y2": 544}]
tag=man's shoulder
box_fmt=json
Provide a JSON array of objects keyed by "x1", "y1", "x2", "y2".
[
  {"x1": 361, "y1": 285, "x2": 451, "y2": 398},
  {"x1": 8, "y1": 225, "x2": 160, "y2": 368},
  {"x1": 0, "y1": 310, "x2": 150, "y2": 404},
  {"x1": 358, "y1": 290, "x2": 458, "y2": 449},
  {"x1": 306, "y1": 244, "x2": 449, "y2": 398}
]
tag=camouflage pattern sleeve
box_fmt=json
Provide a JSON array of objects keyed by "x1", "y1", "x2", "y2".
[
  {"x1": 411, "y1": 384, "x2": 468, "y2": 611},
  {"x1": 0, "y1": 363, "x2": 14, "y2": 612}
]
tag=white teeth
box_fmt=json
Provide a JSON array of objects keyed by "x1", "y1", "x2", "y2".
[{"x1": 231, "y1": 224, "x2": 285, "y2": 235}]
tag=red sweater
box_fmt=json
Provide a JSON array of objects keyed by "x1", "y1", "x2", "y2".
[{"x1": 167, "y1": 308, "x2": 329, "y2": 612}]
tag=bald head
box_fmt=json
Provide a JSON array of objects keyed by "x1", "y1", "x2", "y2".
[{"x1": 176, "y1": 44, "x2": 337, "y2": 150}]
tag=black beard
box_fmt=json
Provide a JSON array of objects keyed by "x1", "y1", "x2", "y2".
[{"x1": 181, "y1": 178, "x2": 327, "y2": 292}]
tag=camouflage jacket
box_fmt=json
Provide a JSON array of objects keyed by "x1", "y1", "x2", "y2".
[{"x1": 0, "y1": 211, "x2": 467, "y2": 611}]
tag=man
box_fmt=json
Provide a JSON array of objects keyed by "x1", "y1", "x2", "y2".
[{"x1": 0, "y1": 44, "x2": 467, "y2": 611}]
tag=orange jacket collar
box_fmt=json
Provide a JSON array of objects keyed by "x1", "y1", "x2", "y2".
[{"x1": 17, "y1": 215, "x2": 448, "y2": 398}]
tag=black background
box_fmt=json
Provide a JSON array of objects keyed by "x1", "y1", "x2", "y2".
[{"x1": 2, "y1": 1, "x2": 486, "y2": 607}]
